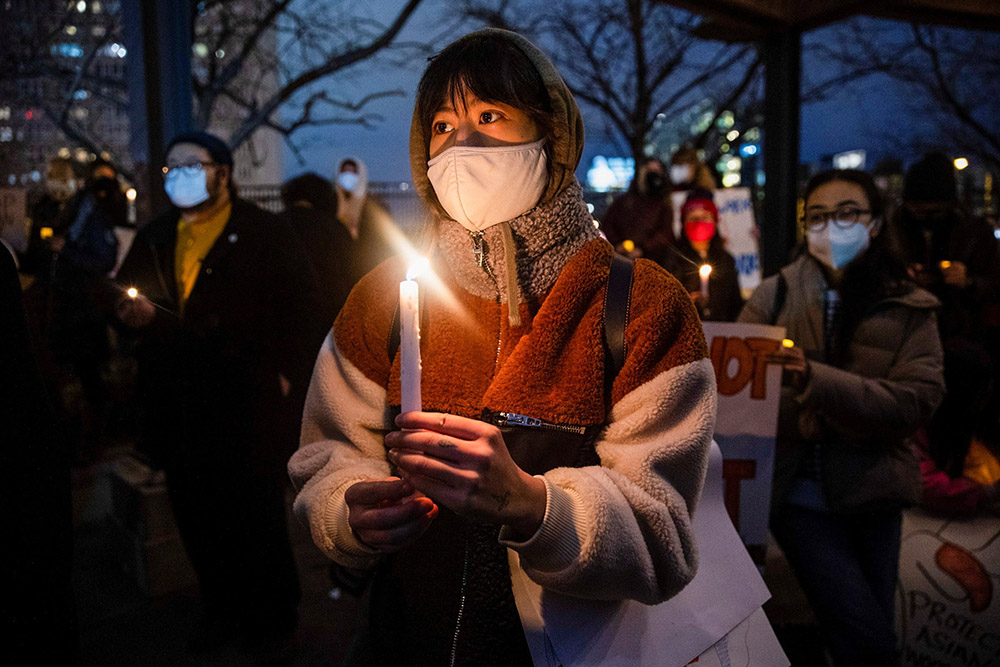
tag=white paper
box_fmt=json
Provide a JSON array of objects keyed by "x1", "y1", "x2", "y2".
[
  {"x1": 685, "y1": 607, "x2": 790, "y2": 667},
  {"x1": 512, "y1": 441, "x2": 774, "y2": 667}
]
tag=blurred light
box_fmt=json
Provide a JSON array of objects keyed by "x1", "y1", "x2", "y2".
[
  {"x1": 76, "y1": 0, "x2": 86, "y2": 12},
  {"x1": 833, "y1": 149, "x2": 866, "y2": 170},
  {"x1": 31, "y1": 170, "x2": 40, "y2": 182},
  {"x1": 586, "y1": 203, "x2": 595, "y2": 214},
  {"x1": 739, "y1": 144, "x2": 758, "y2": 157},
  {"x1": 782, "y1": 338, "x2": 794, "y2": 348},
  {"x1": 126, "y1": 287, "x2": 138, "y2": 299},
  {"x1": 73, "y1": 89, "x2": 89, "y2": 99},
  {"x1": 92, "y1": 0, "x2": 101, "y2": 11},
  {"x1": 58, "y1": 147, "x2": 71, "y2": 158},
  {"x1": 623, "y1": 239, "x2": 635, "y2": 253},
  {"x1": 193, "y1": 43, "x2": 209, "y2": 58},
  {"x1": 24, "y1": 110, "x2": 33, "y2": 120},
  {"x1": 721, "y1": 173, "x2": 741, "y2": 187},
  {"x1": 7, "y1": 174, "x2": 16, "y2": 185},
  {"x1": 215, "y1": 49, "x2": 225, "y2": 59},
  {"x1": 399, "y1": 182, "x2": 409, "y2": 191},
  {"x1": 954, "y1": 157, "x2": 969, "y2": 170},
  {"x1": 994, "y1": 229, "x2": 1000, "y2": 240},
  {"x1": 74, "y1": 148, "x2": 88, "y2": 162},
  {"x1": 699, "y1": 264, "x2": 712, "y2": 279},
  {"x1": 40, "y1": 227, "x2": 54, "y2": 239},
  {"x1": 726, "y1": 130, "x2": 739, "y2": 142},
  {"x1": 940, "y1": 260, "x2": 952, "y2": 269},
  {"x1": 0, "y1": 127, "x2": 12, "y2": 142},
  {"x1": 406, "y1": 257, "x2": 430, "y2": 281},
  {"x1": 726, "y1": 157, "x2": 742, "y2": 172},
  {"x1": 720, "y1": 143, "x2": 730, "y2": 153},
  {"x1": 126, "y1": 187, "x2": 137, "y2": 201},
  {"x1": 0, "y1": 107, "x2": 8, "y2": 120},
  {"x1": 65, "y1": 25, "x2": 77, "y2": 35}
]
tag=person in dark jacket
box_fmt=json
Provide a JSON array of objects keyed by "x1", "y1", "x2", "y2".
[
  {"x1": 600, "y1": 156, "x2": 674, "y2": 262},
  {"x1": 739, "y1": 169, "x2": 944, "y2": 667},
  {"x1": 22, "y1": 157, "x2": 121, "y2": 462},
  {"x1": 663, "y1": 189, "x2": 742, "y2": 321},
  {"x1": 115, "y1": 131, "x2": 317, "y2": 653}
]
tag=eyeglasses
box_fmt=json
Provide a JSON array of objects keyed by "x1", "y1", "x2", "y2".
[
  {"x1": 804, "y1": 206, "x2": 872, "y2": 231},
  {"x1": 162, "y1": 161, "x2": 218, "y2": 177}
]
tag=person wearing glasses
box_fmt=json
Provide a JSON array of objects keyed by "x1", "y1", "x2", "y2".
[
  {"x1": 114, "y1": 131, "x2": 318, "y2": 657},
  {"x1": 738, "y1": 169, "x2": 944, "y2": 666}
]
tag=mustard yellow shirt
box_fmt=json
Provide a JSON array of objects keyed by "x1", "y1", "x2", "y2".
[{"x1": 175, "y1": 201, "x2": 232, "y2": 313}]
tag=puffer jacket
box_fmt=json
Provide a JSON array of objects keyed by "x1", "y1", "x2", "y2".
[
  {"x1": 739, "y1": 253, "x2": 945, "y2": 512},
  {"x1": 289, "y1": 28, "x2": 717, "y2": 667}
]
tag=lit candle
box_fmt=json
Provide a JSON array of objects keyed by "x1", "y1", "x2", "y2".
[
  {"x1": 699, "y1": 264, "x2": 712, "y2": 303},
  {"x1": 126, "y1": 287, "x2": 139, "y2": 299},
  {"x1": 939, "y1": 260, "x2": 952, "y2": 269},
  {"x1": 782, "y1": 338, "x2": 794, "y2": 349},
  {"x1": 400, "y1": 259, "x2": 427, "y2": 413},
  {"x1": 622, "y1": 239, "x2": 635, "y2": 253}
]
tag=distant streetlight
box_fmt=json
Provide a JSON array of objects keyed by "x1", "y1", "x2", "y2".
[{"x1": 954, "y1": 157, "x2": 969, "y2": 170}]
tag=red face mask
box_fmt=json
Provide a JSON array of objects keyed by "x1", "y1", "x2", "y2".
[{"x1": 684, "y1": 220, "x2": 716, "y2": 243}]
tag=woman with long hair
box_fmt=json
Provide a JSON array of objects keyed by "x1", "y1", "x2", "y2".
[{"x1": 739, "y1": 169, "x2": 944, "y2": 666}]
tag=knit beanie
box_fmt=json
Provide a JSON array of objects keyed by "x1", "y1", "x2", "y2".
[
  {"x1": 903, "y1": 152, "x2": 956, "y2": 202},
  {"x1": 166, "y1": 131, "x2": 234, "y2": 167},
  {"x1": 681, "y1": 188, "x2": 718, "y2": 222}
]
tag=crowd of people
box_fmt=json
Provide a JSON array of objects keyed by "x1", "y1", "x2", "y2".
[{"x1": 5, "y1": 25, "x2": 999, "y2": 667}]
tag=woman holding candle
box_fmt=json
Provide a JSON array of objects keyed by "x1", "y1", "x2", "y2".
[
  {"x1": 738, "y1": 169, "x2": 945, "y2": 666},
  {"x1": 663, "y1": 189, "x2": 743, "y2": 321},
  {"x1": 289, "y1": 29, "x2": 716, "y2": 666}
]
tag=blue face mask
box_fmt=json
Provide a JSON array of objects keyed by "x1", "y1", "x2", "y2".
[
  {"x1": 337, "y1": 171, "x2": 359, "y2": 193},
  {"x1": 807, "y1": 221, "x2": 872, "y2": 271},
  {"x1": 164, "y1": 169, "x2": 210, "y2": 208}
]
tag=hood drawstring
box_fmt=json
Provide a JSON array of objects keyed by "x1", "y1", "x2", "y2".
[{"x1": 499, "y1": 222, "x2": 521, "y2": 327}]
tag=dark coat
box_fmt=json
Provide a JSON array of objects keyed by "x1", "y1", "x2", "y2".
[
  {"x1": 115, "y1": 198, "x2": 319, "y2": 472},
  {"x1": 663, "y1": 237, "x2": 743, "y2": 322}
]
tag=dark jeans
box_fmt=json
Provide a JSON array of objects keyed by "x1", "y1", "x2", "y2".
[{"x1": 772, "y1": 504, "x2": 902, "y2": 667}]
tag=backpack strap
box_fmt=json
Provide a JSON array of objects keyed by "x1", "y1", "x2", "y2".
[
  {"x1": 603, "y1": 252, "x2": 635, "y2": 386},
  {"x1": 770, "y1": 272, "x2": 787, "y2": 326}
]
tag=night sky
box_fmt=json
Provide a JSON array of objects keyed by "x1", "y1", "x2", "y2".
[{"x1": 279, "y1": 5, "x2": 972, "y2": 183}]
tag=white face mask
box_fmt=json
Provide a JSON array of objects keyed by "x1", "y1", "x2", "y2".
[
  {"x1": 670, "y1": 164, "x2": 693, "y2": 185},
  {"x1": 337, "y1": 171, "x2": 359, "y2": 193},
  {"x1": 807, "y1": 221, "x2": 872, "y2": 271},
  {"x1": 426, "y1": 138, "x2": 548, "y2": 232},
  {"x1": 164, "y1": 169, "x2": 210, "y2": 209}
]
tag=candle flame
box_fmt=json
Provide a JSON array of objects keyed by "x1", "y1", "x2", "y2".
[
  {"x1": 127, "y1": 287, "x2": 138, "y2": 299},
  {"x1": 939, "y1": 260, "x2": 952, "y2": 269},
  {"x1": 699, "y1": 264, "x2": 712, "y2": 279},
  {"x1": 782, "y1": 338, "x2": 794, "y2": 348},
  {"x1": 40, "y1": 226, "x2": 54, "y2": 239},
  {"x1": 622, "y1": 239, "x2": 635, "y2": 253},
  {"x1": 406, "y1": 257, "x2": 430, "y2": 281}
]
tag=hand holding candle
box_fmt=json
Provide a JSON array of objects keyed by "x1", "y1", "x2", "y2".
[{"x1": 400, "y1": 259, "x2": 427, "y2": 413}]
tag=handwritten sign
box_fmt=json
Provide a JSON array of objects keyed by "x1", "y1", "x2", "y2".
[
  {"x1": 673, "y1": 188, "x2": 761, "y2": 299},
  {"x1": 703, "y1": 321, "x2": 785, "y2": 562},
  {"x1": 896, "y1": 509, "x2": 1000, "y2": 666}
]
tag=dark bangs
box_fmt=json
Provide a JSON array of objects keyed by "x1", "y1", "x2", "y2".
[{"x1": 417, "y1": 34, "x2": 553, "y2": 146}]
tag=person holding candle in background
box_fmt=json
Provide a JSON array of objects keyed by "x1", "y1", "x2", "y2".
[
  {"x1": 289, "y1": 29, "x2": 716, "y2": 666},
  {"x1": 114, "y1": 131, "x2": 318, "y2": 656},
  {"x1": 662, "y1": 188, "x2": 742, "y2": 322},
  {"x1": 600, "y1": 156, "x2": 675, "y2": 262},
  {"x1": 738, "y1": 169, "x2": 945, "y2": 666}
]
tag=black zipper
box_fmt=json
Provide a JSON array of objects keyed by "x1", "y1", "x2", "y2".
[{"x1": 495, "y1": 411, "x2": 588, "y2": 435}]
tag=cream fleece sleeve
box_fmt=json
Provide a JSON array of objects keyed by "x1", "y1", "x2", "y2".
[
  {"x1": 288, "y1": 331, "x2": 393, "y2": 569},
  {"x1": 498, "y1": 358, "x2": 717, "y2": 605}
]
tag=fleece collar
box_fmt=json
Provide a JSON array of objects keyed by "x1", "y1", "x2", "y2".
[{"x1": 436, "y1": 179, "x2": 599, "y2": 303}]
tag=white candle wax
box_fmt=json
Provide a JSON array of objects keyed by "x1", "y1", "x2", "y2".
[
  {"x1": 699, "y1": 264, "x2": 712, "y2": 303},
  {"x1": 399, "y1": 278, "x2": 421, "y2": 413}
]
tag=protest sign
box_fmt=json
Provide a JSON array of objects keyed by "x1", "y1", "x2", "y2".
[
  {"x1": 673, "y1": 187, "x2": 761, "y2": 299},
  {"x1": 702, "y1": 321, "x2": 785, "y2": 563},
  {"x1": 896, "y1": 509, "x2": 1000, "y2": 667}
]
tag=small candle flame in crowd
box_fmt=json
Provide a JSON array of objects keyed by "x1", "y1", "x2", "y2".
[
  {"x1": 699, "y1": 264, "x2": 713, "y2": 280},
  {"x1": 782, "y1": 338, "x2": 795, "y2": 349},
  {"x1": 939, "y1": 260, "x2": 952, "y2": 269},
  {"x1": 622, "y1": 239, "x2": 635, "y2": 253},
  {"x1": 126, "y1": 287, "x2": 139, "y2": 299}
]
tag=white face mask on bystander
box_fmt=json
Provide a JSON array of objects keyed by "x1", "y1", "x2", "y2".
[
  {"x1": 164, "y1": 169, "x2": 210, "y2": 209},
  {"x1": 426, "y1": 138, "x2": 548, "y2": 232},
  {"x1": 807, "y1": 221, "x2": 872, "y2": 271}
]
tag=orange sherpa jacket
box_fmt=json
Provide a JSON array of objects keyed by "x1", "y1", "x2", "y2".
[{"x1": 289, "y1": 233, "x2": 717, "y2": 604}]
